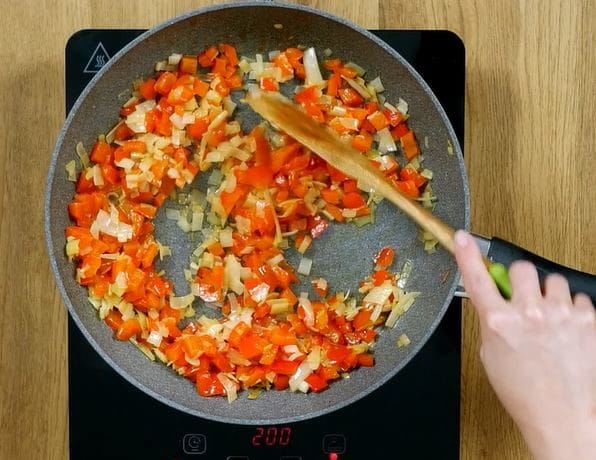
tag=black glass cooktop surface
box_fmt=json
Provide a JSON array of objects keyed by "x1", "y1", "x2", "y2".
[{"x1": 66, "y1": 29, "x2": 464, "y2": 460}]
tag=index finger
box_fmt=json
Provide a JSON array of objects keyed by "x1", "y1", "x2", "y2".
[{"x1": 454, "y1": 230, "x2": 506, "y2": 312}]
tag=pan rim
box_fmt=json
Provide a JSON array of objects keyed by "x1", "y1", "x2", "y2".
[{"x1": 45, "y1": 0, "x2": 469, "y2": 425}]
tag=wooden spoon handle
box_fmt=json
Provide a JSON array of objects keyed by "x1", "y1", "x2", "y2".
[{"x1": 246, "y1": 89, "x2": 456, "y2": 254}]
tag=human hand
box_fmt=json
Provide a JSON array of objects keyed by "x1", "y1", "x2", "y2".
[{"x1": 454, "y1": 230, "x2": 596, "y2": 460}]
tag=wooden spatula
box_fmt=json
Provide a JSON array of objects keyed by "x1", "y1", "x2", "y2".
[{"x1": 245, "y1": 88, "x2": 457, "y2": 254}]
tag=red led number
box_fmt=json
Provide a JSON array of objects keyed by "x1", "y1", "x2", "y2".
[{"x1": 251, "y1": 427, "x2": 292, "y2": 447}]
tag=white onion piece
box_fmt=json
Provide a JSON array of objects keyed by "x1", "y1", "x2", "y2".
[
  {"x1": 283, "y1": 345, "x2": 300, "y2": 354},
  {"x1": 224, "y1": 254, "x2": 245, "y2": 295},
  {"x1": 92, "y1": 208, "x2": 133, "y2": 242},
  {"x1": 168, "y1": 53, "x2": 182, "y2": 65},
  {"x1": 228, "y1": 348, "x2": 252, "y2": 366},
  {"x1": 368, "y1": 76, "x2": 385, "y2": 93},
  {"x1": 370, "y1": 303, "x2": 383, "y2": 322},
  {"x1": 115, "y1": 157, "x2": 135, "y2": 169},
  {"x1": 267, "y1": 254, "x2": 284, "y2": 266},
  {"x1": 289, "y1": 360, "x2": 313, "y2": 392},
  {"x1": 330, "y1": 105, "x2": 347, "y2": 116},
  {"x1": 170, "y1": 293, "x2": 195, "y2": 309},
  {"x1": 338, "y1": 117, "x2": 360, "y2": 131},
  {"x1": 297, "y1": 235, "x2": 312, "y2": 254},
  {"x1": 397, "y1": 97, "x2": 409, "y2": 115},
  {"x1": 306, "y1": 346, "x2": 321, "y2": 370},
  {"x1": 297, "y1": 257, "x2": 312, "y2": 276},
  {"x1": 342, "y1": 76, "x2": 371, "y2": 99},
  {"x1": 376, "y1": 127, "x2": 397, "y2": 153},
  {"x1": 228, "y1": 293, "x2": 240, "y2": 314},
  {"x1": 223, "y1": 96, "x2": 237, "y2": 115},
  {"x1": 190, "y1": 210, "x2": 204, "y2": 232},
  {"x1": 219, "y1": 228, "x2": 234, "y2": 248},
  {"x1": 217, "y1": 373, "x2": 238, "y2": 403},
  {"x1": 303, "y1": 47, "x2": 323, "y2": 86},
  {"x1": 363, "y1": 283, "x2": 393, "y2": 306},
  {"x1": 147, "y1": 330, "x2": 162, "y2": 347},
  {"x1": 165, "y1": 208, "x2": 180, "y2": 220},
  {"x1": 298, "y1": 294, "x2": 315, "y2": 328}
]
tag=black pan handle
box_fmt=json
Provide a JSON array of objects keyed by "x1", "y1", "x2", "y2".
[{"x1": 487, "y1": 237, "x2": 596, "y2": 305}]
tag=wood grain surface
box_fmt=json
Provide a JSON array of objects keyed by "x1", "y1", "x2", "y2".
[{"x1": 0, "y1": 1, "x2": 593, "y2": 459}]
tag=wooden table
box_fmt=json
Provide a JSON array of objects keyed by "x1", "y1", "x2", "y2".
[{"x1": 1, "y1": 1, "x2": 593, "y2": 458}]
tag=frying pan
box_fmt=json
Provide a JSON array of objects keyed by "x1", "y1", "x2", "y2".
[{"x1": 44, "y1": 2, "x2": 596, "y2": 425}]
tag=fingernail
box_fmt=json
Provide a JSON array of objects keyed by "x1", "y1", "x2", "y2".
[{"x1": 454, "y1": 230, "x2": 469, "y2": 247}]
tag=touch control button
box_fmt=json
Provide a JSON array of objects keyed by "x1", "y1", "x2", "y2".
[
  {"x1": 322, "y1": 434, "x2": 346, "y2": 454},
  {"x1": 182, "y1": 434, "x2": 207, "y2": 455}
]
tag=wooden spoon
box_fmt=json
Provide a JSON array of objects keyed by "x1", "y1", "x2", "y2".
[{"x1": 245, "y1": 89, "x2": 456, "y2": 254}]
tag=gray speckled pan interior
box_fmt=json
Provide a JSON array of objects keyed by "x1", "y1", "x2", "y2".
[{"x1": 45, "y1": 1, "x2": 469, "y2": 424}]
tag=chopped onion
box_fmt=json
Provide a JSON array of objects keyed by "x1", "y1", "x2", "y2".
[
  {"x1": 345, "y1": 61, "x2": 366, "y2": 76},
  {"x1": 158, "y1": 242, "x2": 171, "y2": 260},
  {"x1": 165, "y1": 208, "x2": 180, "y2": 220},
  {"x1": 93, "y1": 165, "x2": 104, "y2": 187},
  {"x1": 115, "y1": 157, "x2": 135, "y2": 169},
  {"x1": 223, "y1": 96, "x2": 237, "y2": 115},
  {"x1": 168, "y1": 53, "x2": 182, "y2": 65},
  {"x1": 217, "y1": 373, "x2": 238, "y2": 403},
  {"x1": 228, "y1": 292, "x2": 240, "y2": 313},
  {"x1": 125, "y1": 100, "x2": 156, "y2": 133},
  {"x1": 283, "y1": 344, "x2": 300, "y2": 355},
  {"x1": 342, "y1": 208, "x2": 357, "y2": 219},
  {"x1": 298, "y1": 294, "x2": 315, "y2": 327},
  {"x1": 169, "y1": 113, "x2": 185, "y2": 130},
  {"x1": 219, "y1": 228, "x2": 234, "y2": 248},
  {"x1": 267, "y1": 298, "x2": 290, "y2": 315},
  {"x1": 447, "y1": 138, "x2": 454, "y2": 155},
  {"x1": 397, "y1": 259, "x2": 413, "y2": 289},
  {"x1": 397, "y1": 97, "x2": 409, "y2": 115},
  {"x1": 65, "y1": 160, "x2": 77, "y2": 181},
  {"x1": 370, "y1": 303, "x2": 383, "y2": 322},
  {"x1": 75, "y1": 142, "x2": 89, "y2": 168},
  {"x1": 303, "y1": 47, "x2": 323, "y2": 86},
  {"x1": 170, "y1": 293, "x2": 194, "y2": 309},
  {"x1": 130, "y1": 338, "x2": 155, "y2": 361},
  {"x1": 289, "y1": 360, "x2": 313, "y2": 392},
  {"x1": 208, "y1": 110, "x2": 229, "y2": 131},
  {"x1": 190, "y1": 209, "x2": 204, "y2": 232},
  {"x1": 342, "y1": 76, "x2": 371, "y2": 99},
  {"x1": 177, "y1": 214, "x2": 191, "y2": 233},
  {"x1": 297, "y1": 257, "x2": 312, "y2": 276},
  {"x1": 297, "y1": 235, "x2": 312, "y2": 254},
  {"x1": 368, "y1": 76, "x2": 385, "y2": 93},
  {"x1": 376, "y1": 127, "x2": 397, "y2": 153},
  {"x1": 235, "y1": 215, "x2": 251, "y2": 235},
  {"x1": 228, "y1": 348, "x2": 252, "y2": 366},
  {"x1": 419, "y1": 168, "x2": 433, "y2": 180},
  {"x1": 385, "y1": 291, "x2": 419, "y2": 328},
  {"x1": 397, "y1": 333, "x2": 411, "y2": 348},
  {"x1": 224, "y1": 254, "x2": 245, "y2": 295},
  {"x1": 92, "y1": 208, "x2": 133, "y2": 242},
  {"x1": 306, "y1": 346, "x2": 321, "y2": 370},
  {"x1": 147, "y1": 330, "x2": 162, "y2": 347},
  {"x1": 363, "y1": 282, "x2": 393, "y2": 305},
  {"x1": 330, "y1": 105, "x2": 347, "y2": 116},
  {"x1": 267, "y1": 253, "x2": 284, "y2": 266},
  {"x1": 337, "y1": 117, "x2": 360, "y2": 131}
]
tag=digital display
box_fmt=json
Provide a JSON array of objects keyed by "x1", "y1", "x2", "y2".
[{"x1": 251, "y1": 426, "x2": 292, "y2": 447}]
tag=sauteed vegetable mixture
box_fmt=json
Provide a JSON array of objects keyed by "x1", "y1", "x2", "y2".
[{"x1": 65, "y1": 43, "x2": 430, "y2": 401}]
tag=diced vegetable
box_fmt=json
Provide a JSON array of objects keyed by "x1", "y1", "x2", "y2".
[{"x1": 65, "y1": 41, "x2": 429, "y2": 403}]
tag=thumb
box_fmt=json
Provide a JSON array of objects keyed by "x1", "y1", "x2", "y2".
[{"x1": 454, "y1": 230, "x2": 505, "y2": 312}]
